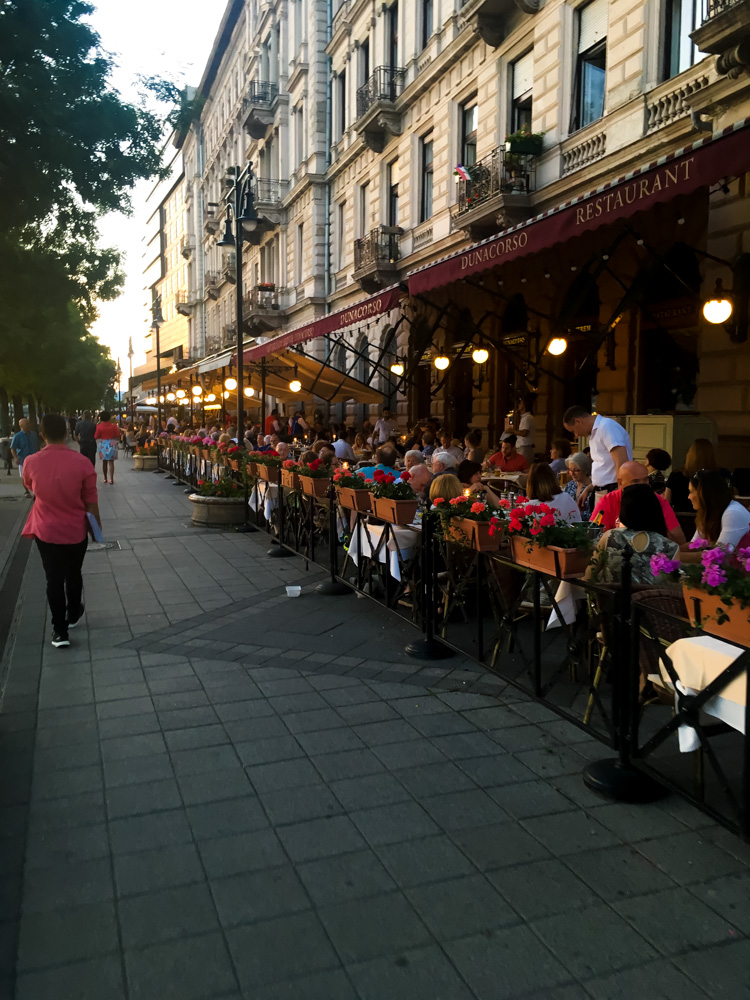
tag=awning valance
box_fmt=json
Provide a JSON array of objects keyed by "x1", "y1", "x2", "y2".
[
  {"x1": 409, "y1": 118, "x2": 750, "y2": 295},
  {"x1": 245, "y1": 349, "x2": 382, "y2": 404},
  {"x1": 240, "y1": 284, "x2": 403, "y2": 364}
]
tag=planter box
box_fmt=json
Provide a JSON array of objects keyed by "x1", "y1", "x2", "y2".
[
  {"x1": 259, "y1": 465, "x2": 281, "y2": 484},
  {"x1": 281, "y1": 468, "x2": 301, "y2": 490},
  {"x1": 246, "y1": 462, "x2": 259, "y2": 477},
  {"x1": 188, "y1": 494, "x2": 246, "y2": 527},
  {"x1": 683, "y1": 585, "x2": 750, "y2": 648},
  {"x1": 228, "y1": 459, "x2": 240, "y2": 472},
  {"x1": 201, "y1": 448, "x2": 212, "y2": 461},
  {"x1": 299, "y1": 475, "x2": 330, "y2": 498},
  {"x1": 508, "y1": 135, "x2": 543, "y2": 155},
  {"x1": 336, "y1": 487, "x2": 372, "y2": 512},
  {"x1": 509, "y1": 535, "x2": 591, "y2": 579},
  {"x1": 372, "y1": 497, "x2": 419, "y2": 526},
  {"x1": 446, "y1": 518, "x2": 501, "y2": 552},
  {"x1": 133, "y1": 454, "x2": 159, "y2": 470}
]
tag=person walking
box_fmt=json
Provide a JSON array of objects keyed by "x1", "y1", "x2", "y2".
[
  {"x1": 75, "y1": 410, "x2": 97, "y2": 467},
  {"x1": 21, "y1": 413, "x2": 101, "y2": 648},
  {"x1": 94, "y1": 411, "x2": 120, "y2": 485},
  {"x1": 10, "y1": 418, "x2": 40, "y2": 498}
]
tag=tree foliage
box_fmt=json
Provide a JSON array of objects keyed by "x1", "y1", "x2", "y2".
[{"x1": 0, "y1": 0, "x2": 168, "y2": 409}]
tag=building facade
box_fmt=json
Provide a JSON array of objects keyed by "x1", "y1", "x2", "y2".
[{"x1": 159, "y1": 0, "x2": 750, "y2": 467}]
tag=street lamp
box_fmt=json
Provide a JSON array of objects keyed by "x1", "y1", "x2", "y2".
[
  {"x1": 216, "y1": 163, "x2": 260, "y2": 444},
  {"x1": 150, "y1": 296, "x2": 164, "y2": 437},
  {"x1": 547, "y1": 337, "x2": 568, "y2": 356},
  {"x1": 434, "y1": 354, "x2": 450, "y2": 370}
]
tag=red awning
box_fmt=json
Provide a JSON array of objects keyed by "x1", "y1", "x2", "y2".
[
  {"x1": 241, "y1": 284, "x2": 402, "y2": 364},
  {"x1": 409, "y1": 119, "x2": 750, "y2": 295}
]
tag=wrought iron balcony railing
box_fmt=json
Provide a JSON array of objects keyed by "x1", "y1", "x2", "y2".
[
  {"x1": 455, "y1": 146, "x2": 536, "y2": 215},
  {"x1": 243, "y1": 286, "x2": 282, "y2": 313},
  {"x1": 356, "y1": 66, "x2": 405, "y2": 119},
  {"x1": 701, "y1": 0, "x2": 744, "y2": 19},
  {"x1": 248, "y1": 81, "x2": 279, "y2": 105},
  {"x1": 251, "y1": 178, "x2": 283, "y2": 204},
  {"x1": 354, "y1": 226, "x2": 401, "y2": 272}
]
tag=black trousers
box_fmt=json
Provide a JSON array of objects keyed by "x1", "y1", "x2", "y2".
[
  {"x1": 79, "y1": 441, "x2": 96, "y2": 466},
  {"x1": 36, "y1": 538, "x2": 87, "y2": 633}
]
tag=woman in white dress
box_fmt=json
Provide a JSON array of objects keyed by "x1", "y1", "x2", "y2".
[
  {"x1": 680, "y1": 469, "x2": 750, "y2": 559},
  {"x1": 503, "y1": 394, "x2": 536, "y2": 467}
]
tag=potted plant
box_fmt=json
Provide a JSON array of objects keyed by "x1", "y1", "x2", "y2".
[
  {"x1": 188, "y1": 478, "x2": 246, "y2": 526},
  {"x1": 432, "y1": 494, "x2": 504, "y2": 551},
  {"x1": 245, "y1": 451, "x2": 265, "y2": 477},
  {"x1": 651, "y1": 543, "x2": 750, "y2": 647},
  {"x1": 369, "y1": 470, "x2": 418, "y2": 525},
  {"x1": 297, "y1": 458, "x2": 333, "y2": 498},
  {"x1": 133, "y1": 440, "x2": 159, "y2": 471},
  {"x1": 506, "y1": 501, "x2": 593, "y2": 578},
  {"x1": 256, "y1": 451, "x2": 282, "y2": 484},
  {"x1": 505, "y1": 125, "x2": 544, "y2": 156},
  {"x1": 333, "y1": 467, "x2": 372, "y2": 512},
  {"x1": 281, "y1": 459, "x2": 301, "y2": 490}
]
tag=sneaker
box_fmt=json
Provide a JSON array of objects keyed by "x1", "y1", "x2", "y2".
[
  {"x1": 68, "y1": 605, "x2": 85, "y2": 629},
  {"x1": 51, "y1": 631, "x2": 70, "y2": 648}
]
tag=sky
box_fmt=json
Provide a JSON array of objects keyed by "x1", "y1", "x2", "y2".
[{"x1": 86, "y1": 0, "x2": 227, "y2": 384}]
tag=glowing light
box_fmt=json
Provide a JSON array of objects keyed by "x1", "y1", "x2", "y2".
[
  {"x1": 289, "y1": 379, "x2": 302, "y2": 393},
  {"x1": 472, "y1": 348, "x2": 489, "y2": 364},
  {"x1": 548, "y1": 338, "x2": 568, "y2": 356},
  {"x1": 223, "y1": 391, "x2": 229, "y2": 399},
  {"x1": 244, "y1": 386, "x2": 255, "y2": 397},
  {"x1": 166, "y1": 392, "x2": 176, "y2": 402},
  {"x1": 390, "y1": 361, "x2": 404, "y2": 376},
  {"x1": 146, "y1": 397, "x2": 156, "y2": 405},
  {"x1": 191, "y1": 385, "x2": 203, "y2": 397},
  {"x1": 206, "y1": 393, "x2": 216, "y2": 402},
  {"x1": 224, "y1": 377, "x2": 237, "y2": 390},
  {"x1": 434, "y1": 355, "x2": 450, "y2": 370},
  {"x1": 176, "y1": 389, "x2": 186, "y2": 399},
  {"x1": 159, "y1": 395, "x2": 165, "y2": 403},
  {"x1": 703, "y1": 280, "x2": 733, "y2": 324}
]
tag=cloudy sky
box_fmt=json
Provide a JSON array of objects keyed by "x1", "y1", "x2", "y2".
[{"x1": 87, "y1": 0, "x2": 226, "y2": 381}]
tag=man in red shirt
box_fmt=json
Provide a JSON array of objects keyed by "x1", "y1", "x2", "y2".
[
  {"x1": 591, "y1": 460, "x2": 686, "y2": 545},
  {"x1": 485, "y1": 435, "x2": 529, "y2": 473},
  {"x1": 22, "y1": 414, "x2": 101, "y2": 648}
]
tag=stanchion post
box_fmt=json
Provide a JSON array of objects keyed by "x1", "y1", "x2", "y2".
[
  {"x1": 317, "y1": 483, "x2": 351, "y2": 595},
  {"x1": 405, "y1": 509, "x2": 454, "y2": 660}
]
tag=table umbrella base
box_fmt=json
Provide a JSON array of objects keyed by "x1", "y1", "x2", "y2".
[
  {"x1": 405, "y1": 638, "x2": 454, "y2": 661},
  {"x1": 267, "y1": 542, "x2": 293, "y2": 557},
  {"x1": 316, "y1": 579, "x2": 351, "y2": 596},
  {"x1": 235, "y1": 522, "x2": 258, "y2": 533},
  {"x1": 583, "y1": 758, "x2": 668, "y2": 803}
]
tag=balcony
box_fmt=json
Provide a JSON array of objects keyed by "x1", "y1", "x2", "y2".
[
  {"x1": 175, "y1": 289, "x2": 198, "y2": 316},
  {"x1": 460, "y1": 0, "x2": 541, "y2": 48},
  {"x1": 205, "y1": 272, "x2": 221, "y2": 299},
  {"x1": 452, "y1": 147, "x2": 536, "y2": 241},
  {"x1": 180, "y1": 234, "x2": 195, "y2": 259},
  {"x1": 355, "y1": 67, "x2": 405, "y2": 152},
  {"x1": 242, "y1": 284, "x2": 285, "y2": 333},
  {"x1": 203, "y1": 207, "x2": 220, "y2": 236},
  {"x1": 353, "y1": 226, "x2": 401, "y2": 293},
  {"x1": 691, "y1": 0, "x2": 749, "y2": 77},
  {"x1": 243, "y1": 81, "x2": 279, "y2": 140},
  {"x1": 221, "y1": 323, "x2": 237, "y2": 347},
  {"x1": 246, "y1": 178, "x2": 286, "y2": 237},
  {"x1": 221, "y1": 252, "x2": 237, "y2": 285}
]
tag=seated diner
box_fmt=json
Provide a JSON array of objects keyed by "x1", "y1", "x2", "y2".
[
  {"x1": 680, "y1": 469, "x2": 750, "y2": 560},
  {"x1": 525, "y1": 462, "x2": 581, "y2": 523}
]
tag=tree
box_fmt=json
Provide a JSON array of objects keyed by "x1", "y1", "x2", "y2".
[{"x1": 0, "y1": 0, "x2": 168, "y2": 425}]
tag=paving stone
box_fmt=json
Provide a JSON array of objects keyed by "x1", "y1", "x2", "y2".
[
  {"x1": 375, "y1": 834, "x2": 477, "y2": 888},
  {"x1": 331, "y1": 772, "x2": 412, "y2": 811},
  {"x1": 118, "y1": 882, "x2": 219, "y2": 948},
  {"x1": 246, "y1": 758, "x2": 320, "y2": 794},
  {"x1": 297, "y1": 849, "x2": 396, "y2": 907},
  {"x1": 318, "y1": 891, "x2": 432, "y2": 963},
  {"x1": 614, "y1": 886, "x2": 740, "y2": 955},
  {"x1": 283, "y1": 708, "x2": 349, "y2": 734},
  {"x1": 105, "y1": 778, "x2": 182, "y2": 819},
  {"x1": 295, "y1": 728, "x2": 365, "y2": 756},
  {"x1": 311, "y1": 748, "x2": 386, "y2": 782},
  {"x1": 25, "y1": 822, "x2": 110, "y2": 870},
  {"x1": 15, "y1": 956, "x2": 126, "y2": 1000},
  {"x1": 395, "y1": 762, "x2": 476, "y2": 799},
  {"x1": 347, "y1": 943, "x2": 475, "y2": 1000},
  {"x1": 187, "y1": 796, "x2": 268, "y2": 840},
  {"x1": 226, "y1": 912, "x2": 340, "y2": 989},
  {"x1": 170, "y1": 744, "x2": 242, "y2": 776},
  {"x1": 457, "y1": 753, "x2": 538, "y2": 788},
  {"x1": 223, "y1": 715, "x2": 289, "y2": 742},
  {"x1": 17, "y1": 899, "x2": 119, "y2": 969},
  {"x1": 100, "y1": 732, "x2": 167, "y2": 762},
  {"x1": 352, "y1": 720, "x2": 421, "y2": 746},
  {"x1": 28, "y1": 790, "x2": 105, "y2": 830},
  {"x1": 677, "y1": 938, "x2": 750, "y2": 998},
  {"x1": 251, "y1": 968, "x2": 358, "y2": 1000},
  {"x1": 98, "y1": 713, "x2": 161, "y2": 740},
  {"x1": 158, "y1": 706, "x2": 220, "y2": 731},
  {"x1": 429, "y1": 731, "x2": 506, "y2": 760},
  {"x1": 235, "y1": 736, "x2": 305, "y2": 766},
  {"x1": 125, "y1": 932, "x2": 239, "y2": 1000},
  {"x1": 582, "y1": 959, "x2": 713, "y2": 1000},
  {"x1": 487, "y1": 778, "x2": 576, "y2": 819},
  {"x1": 688, "y1": 872, "x2": 750, "y2": 934},
  {"x1": 103, "y1": 752, "x2": 174, "y2": 788},
  {"x1": 349, "y1": 801, "x2": 440, "y2": 847},
  {"x1": 488, "y1": 858, "x2": 600, "y2": 920},
  {"x1": 450, "y1": 822, "x2": 551, "y2": 872},
  {"x1": 635, "y1": 831, "x2": 749, "y2": 885},
  {"x1": 211, "y1": 864, "x2": 310, "y2": 926},
  {"x1": 176, "y1": 767, "x2": 254, "y2": 807},
  {"x1": 277, "y1": 815, "x2": 367, "y2": 863},
  {"x1": 21, "y1": 857, "x2": 114, "y2": 914},
  {"x1": 163, "y1": 724, "x2": 229, "y2": 753},
  {"x1": 198, "y1": 828, "x2": 287, "y2": 879},
  {"x1": 214, "y1": 699, "x2": 277, "y2": 723},
  {"x1": 321, "y1": 685, "x2": 382, "y2": 708},
  {"x1": 522, "y1": 809, "x2": 623, "y2": 856},
  {"x1": 408, "y1": 872, "x2": 519, "y2": 940},
  {"x1": 109, "y1": 808, "x2": 193, "y2": 854},
  {"x1": 371, "y1": 739, "x2": 447, "y2": 769},
  {"x1": 260, "y1": 783, "x2": 344, "y2": 825},
  {"x1": 564, "y1": 844, "x2": 677, "y2": 900}
]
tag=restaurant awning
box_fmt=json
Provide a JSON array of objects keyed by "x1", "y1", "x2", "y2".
[
  {"x1": 409, "y1": 118, "x2": 750, "y2": 295},
  {"x1": 245, "y1": 349, "x2": 383, "y2": 404}
]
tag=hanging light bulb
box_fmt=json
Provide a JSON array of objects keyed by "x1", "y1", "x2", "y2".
[
  {"x1": 191, "y1": 385, "x2": 202, "y2": 397},
  {"x1": 472, "y1": 347, "x2": 489, "y2": 365},
  {"x1": 702, "y1": 278, "x2": 733, "y2": 324},
  {"x1": 244, "y1": 386, "x2": 255, "y2": 397},
  {"x1": 176, "y1": 389, "x2": 186, "y2": 399},
  {"x1": 206, "y1": 393, "x2": 216, "y2": 402},
  {"x1": 146, "y1": 397, "x2": 156, "y2": 405},
  {"x1": 434, "y1": 354, "x2": 450, "y2": 370},
  {"x1": 159, "y1": 395, "x2": 165, "y2": 403},
  {"x1": 166, "y1": 392, "x2": 176, "y2": 402},
  {"x1": 547, "y1": 337, "x2": 568, "y2": 356},
  {"x1": 289, "y1": 379, "x2": 302, "y2": 393},
  {"x1": 224, "y1": 376, "x2": 237, "y2": 391},
  {"x1": 390, "y1": 360, "x2": 404, "y2": 376}
]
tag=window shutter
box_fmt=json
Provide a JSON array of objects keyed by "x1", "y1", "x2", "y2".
[
  {"x1": 512, "y1": 51, "x2": 534, "y2": 98},
  {"x1": 578, "y1": 0, "x2": 608, "y2": 52}
]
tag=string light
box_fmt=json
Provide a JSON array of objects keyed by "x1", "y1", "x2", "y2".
[
  {"x1": 176, "y1": 389, "x2": 186, "y2": 399},
  {"x1": 289, "y1": 379, "x2": 302, "y2": 393},
  {"x1": 472, "y1": 347, "x2": 489, "y2": 364},
  {"x1": 390, "y1": 361, "x2": 404, "y2": 376},
  {"x1": 206, "y1": 393, "x2": 216, "y2": 402},
  {"x1": 224, "y1": 377, "x2": 237, "y2": 391},
  {"x1": 166, "y1": 392, "x2": 176, "y2": 402},
  {"x1": 548, "y1": 338, "x2": 568, "y2": 356},
  {"x1": 191, "y1": 385, "x2": 202, "y2": 396},
  {"x1": 434, "y1": 355, "x2": 450, "y2": 370},
  {"x1": 703, "y1": 279, "x2": 733, "y2": 324},
  {"x1": 244, "y1": 386, "x2": 255, "y2": 397}
]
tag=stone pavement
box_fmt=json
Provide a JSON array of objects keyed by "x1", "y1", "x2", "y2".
[{"x1": 0, "y1": 461, "x2": 749, "y2": 1000}]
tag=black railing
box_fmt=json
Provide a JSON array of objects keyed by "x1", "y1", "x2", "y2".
[
  {"x1": 702, "y1": 0, "x2": 744, "y2": 19},
  {"x1": 356, "y1": 66, "x2": 405, "y2": 119},
  {"x1": 243, "y1": 287, "x2": 282, "y2": 312},
  {"x1": 456, "y1": 146, "x2": 536, "y2": 215},
  {"x1": 354, "y1": 225, "x2": 400, "y2": 272},
  {"x1": 251, "y1": 178, "x2": 283, "y2": 203},
  {"x1": 248, "y1": 81, "x2": 279, "y2": 105}
]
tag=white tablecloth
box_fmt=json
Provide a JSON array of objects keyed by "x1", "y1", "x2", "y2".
[
  {"x1": 546, "y1": 581, "x2": 586, "y2": 628},
  {"x1": 661, "y1": 635, "x2": 748, "y2": 751},
  {"x1": 347, "y1": 521, "x2": 420, "y2": 582},
  {"x1": 248, "y1": 481, "x2": 278, "y2": 520}
]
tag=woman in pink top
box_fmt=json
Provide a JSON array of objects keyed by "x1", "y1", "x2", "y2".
[{"x1": 94, "y1": 410, "x2": 120, "y2": 485}]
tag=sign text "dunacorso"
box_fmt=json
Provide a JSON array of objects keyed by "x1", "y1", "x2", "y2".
[{"x1": 460, "y1": 232, "x2": 529, "y2": 271}]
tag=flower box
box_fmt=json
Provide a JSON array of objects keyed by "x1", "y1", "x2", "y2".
[
  {"x1": 683, "y1": 585, "x2": 750, "y2": 648},
  {"x1": 507, "y1": 135, "x2": 543, "y2": 155},
  {"x1": 299, "y1": 475, "x2": 330, "y2": 498},
  {"x1": 259, "y1": 465, "x2": 281, "y2": 484},
  {"x1": 446, "y1": 518, "x2": 502, "y2": 552},
  {"x1": 188, "y1": 495, "x2": 246, "y2": 527},
  {"x1": 336, "y1": 487, "x2": 372, "y2": 512},
  {"x1": 281, "y1": 468, "x2": 301, "y2": 490},
  {"x1": 509, "y1": 535, "x2": 590, "y2": 579},
  {"x1": 372, "y1": 497, "x2": 419, "y2": 526},
  {"x1": 246, "y1": 462, "x2": 259, "y2": 477},
  {"x1": 201, "y1": 448, "x2": 212, "y2": 461},
  {"x1": 133, "y1": 454, "x2": 159, "y2": 471},
  {"x1": 228, "y1": 459, "x2": 239, "y2": 472}
]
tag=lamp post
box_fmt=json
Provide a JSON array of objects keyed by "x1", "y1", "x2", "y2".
[
  {"x1": 151, "y1": 296, "x2": 164, "y2": 436},
  {"x1": 217, "y1": 163, "x2": 259, "y2": 445}
]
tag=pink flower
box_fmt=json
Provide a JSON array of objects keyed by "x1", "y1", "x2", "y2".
[
  {"x1": 650, "y1": 553, "x2": 681, "y2": 578},
  {"x1": 470, "y1": 501, "x2": 485, "y2": 514},
  {"x1": 689, "y1": 538, "x2": 710, "y2": 550}
]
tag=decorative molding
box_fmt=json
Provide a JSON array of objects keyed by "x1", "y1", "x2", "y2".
[
  {"x1": 646, "y1": 73, "x2": 711, "y2": 132},
  {"x1": 562, "y1": 131, "x2": 607, "y2": 174}
]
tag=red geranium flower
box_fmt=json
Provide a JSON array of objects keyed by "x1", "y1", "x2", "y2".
[
  {"x1": 400, "y1": 470, "x2": 411, "y2": 482},
  {"x1": 470, "y1": 501, "x2": 485, "y2": 514},
  {"x1": 308, "y1": 458, "x2": 321, "y2": 471}
]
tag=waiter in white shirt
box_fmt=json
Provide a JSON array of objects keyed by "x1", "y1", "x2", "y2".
[
  {"x1": 563, "y1": 406, "x2": 632, "y2": 509},
  {"x1": 373, "y1": 408, "x2": 398, "y2": 446}
]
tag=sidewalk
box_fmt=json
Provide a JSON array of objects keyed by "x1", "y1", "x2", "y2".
[{"x1": 0, "y1": 460, "x2": 748, "y2": 999}]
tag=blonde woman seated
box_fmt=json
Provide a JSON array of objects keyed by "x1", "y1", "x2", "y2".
[
  {"x1": 353, "y1": 433, "x2": 372, "y2": 458},
  {"x1": 525, "y1": 463, "x2": 581, "y2": 523},
  {"x1": 429, "y1": 474, "x2": 463, "y2": 503}
]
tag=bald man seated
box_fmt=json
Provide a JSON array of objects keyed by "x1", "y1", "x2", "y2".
[{"x1": 590, "y1": 461, "x2": 686, "y2": 545}]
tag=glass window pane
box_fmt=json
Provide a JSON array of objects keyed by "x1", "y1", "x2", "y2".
[{"x1": 580, "y1": 55, "x2": 606, "y2": 127}]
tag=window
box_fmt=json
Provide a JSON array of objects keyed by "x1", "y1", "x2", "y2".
[
  {"x1": 336, "y1": 71, "x2": 347, "y2": 139},
  {"x1": 336, "y1": 201, "x2": 346, "y2": 271},
  {"x1": 387, "y1": 159, "x2": 399, "y2": 226},
  {"x1": 387, "y1": 1, "x2": 399, "y2": 69},
  {"x1": 296, "y1": 224, "x2": 304, "y2": 286},
  {"x1": 421, "y1": 0, "x2": 434, "y2": 50},
  {"x1": 359, "y1": 38, "x2": 370, "y2": 86},
  {"x1": 572, "y1": 0, "x2": 607, "y2": 132},
  {"x1": 294, "y1": 103, "x2": 305, "y2": 167},
  {"x1": 358, "y1": 182, "x2": 369, "y2": 237},
  {"x1": 460, "y1": 102, "x2": 477, "y2": 168},
  {"x1": 511, "y1": 52, "x2": 533, "y2": 133},
  {"x1": 419, "y1": 134, "x2": 433, "y2": 223},
  {"x1": 664, "y1": 0, "x2": 700, "y2": 78}
]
